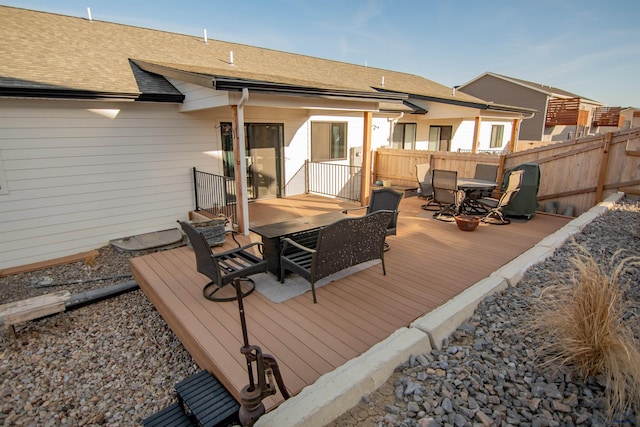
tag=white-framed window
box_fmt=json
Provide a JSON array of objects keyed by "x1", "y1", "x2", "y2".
[
  {"x1": 428, "y1": 125, "x2": 452, "y2": 151},
  {"x1": 311, "y1": 122, "x2": 347, "y2": 161},
  {"x1": 392, "y1": 123, "x2": 417, "y2": 150},
  {"x1": 490, "y1": 125, "x2": 504, "y2": 148}
]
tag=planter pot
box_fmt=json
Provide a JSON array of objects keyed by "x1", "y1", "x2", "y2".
[
  {"x1": 454, "y1": 215, "x2": 480, "y2": 232},
  {"x1": 189, "y1": 218, "x2": 227, "y2": 246}
]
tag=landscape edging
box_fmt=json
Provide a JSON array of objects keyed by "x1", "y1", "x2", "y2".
[{"x1": 256, "y1": 192, "x2": 626, "y2": 426}]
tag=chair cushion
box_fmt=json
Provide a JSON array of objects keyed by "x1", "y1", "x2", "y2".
[{"x1": 478, "y1": 197, "x2": 499, "y2": 208}]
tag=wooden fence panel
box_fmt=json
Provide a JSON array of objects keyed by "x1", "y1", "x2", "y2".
[
  {"x1": 373, "y1": 128, "x2": 640, "y2": 217},
  {"x1": 503, "y1": 128, "x2": 640, "y2": 215},
  {"x1": 374, "y1": 148, "x2": 500, "y2": 188}
]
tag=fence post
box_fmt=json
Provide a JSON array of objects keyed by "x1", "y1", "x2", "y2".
[{"x1": 595, "y1": 132, "x2": 613, "y2": 203}]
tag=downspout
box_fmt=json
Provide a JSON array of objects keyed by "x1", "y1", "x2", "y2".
[
  {"x1": 237, "y1": 88, "x2": 250, "y2": 236},
  {"x1": 388, "y1": 112, "x2": 404, "y2": 145}
]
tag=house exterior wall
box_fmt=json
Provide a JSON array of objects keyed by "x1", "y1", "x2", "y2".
[
  {"x1": 450, "y1": 120, "x2": 513, "y2": 152},
  {"x1": 0, "y1": 98, "x2": 396, "y2": 269},
  {"x1": 394, "y1": 116, "x2": 513, "y2": 153},
  {"x1": 0, "y1": 99, "x2": 222, "y2": 270},
  {"x1": 460, "y1": 76, "x2": 547, "y2": 141}
]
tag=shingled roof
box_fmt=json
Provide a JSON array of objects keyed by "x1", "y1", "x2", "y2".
[
  {"x1": 470, "y1": 72, "x2": 602, "y2": 105},
  {"x1": 1, "y1": 5, "x2": 499, "y2": 108}
]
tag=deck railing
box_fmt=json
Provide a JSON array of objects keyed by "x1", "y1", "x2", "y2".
[
  {"x1": 306, "y1": 161, "x2": 362, "y2": 201},
  {"x1": 192, "y1": 168, "x2": 237, "y2": 220},
  {"x1": 193, "y1": 162, "x2": 361, "y2": 215}
]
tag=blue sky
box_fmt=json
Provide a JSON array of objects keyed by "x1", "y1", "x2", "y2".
[{"x1": 4, "y1": 0, "x2": 639, "y2": 107}]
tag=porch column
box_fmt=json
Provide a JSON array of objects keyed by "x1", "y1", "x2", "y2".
[
  {"x1": 507, "y1": 118, "x2": 519, "y2": 152},
  {"x1": 471, "y1": 117, "x2": 481, "y2": 154},
  {"x1": 231, "y1": 105, "x2": 248, "y2": 233},
  {"x1": 360, "y1": 111, "x2": 373, "y2": 206}
]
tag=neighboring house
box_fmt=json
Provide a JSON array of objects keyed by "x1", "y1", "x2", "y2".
[
  {"x1": 458, "y1": 72, "x2": 605, "y2": 142},
  {"x1": 592, "y1": 106, "x2": 640, "y2": 133},
  {"x1": 0, "y1": 6, "x2": 532, "y2": 270},
  {"x1": 621, "y1": 107, "x2": 640, "y2": 129}
]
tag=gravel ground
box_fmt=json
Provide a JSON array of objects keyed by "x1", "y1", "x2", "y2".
[
  {"x1": 1, "y1": 197, "x2": 639, "y2": 426},
  {"x1": 329, "y1": 196, "x2": 640, "y2": 427},
  {"x1": 0, "y1": 245, "x2": 200, "y2": 426}
]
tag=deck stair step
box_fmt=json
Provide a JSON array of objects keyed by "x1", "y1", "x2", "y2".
[
  {"x1": 141, "y1": 402, "x2": 193, "y2": 427},
  {"x1": 142, "y1": 370, "x2": 240, "y2": 427},
  {"x1": 175, "y1": 370, "x2": 240, "y2": 427}
]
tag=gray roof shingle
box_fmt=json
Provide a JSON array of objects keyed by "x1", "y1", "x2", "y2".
[{"x1": 0, "y1": 6, "x2": 488, "y2": 105}]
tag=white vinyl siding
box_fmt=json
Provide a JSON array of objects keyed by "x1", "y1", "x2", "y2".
[{"x1": 0, "y1": 99, "x2": 221, "y2": 269}]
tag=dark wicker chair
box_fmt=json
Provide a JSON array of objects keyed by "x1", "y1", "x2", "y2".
[
  {"x1": 343, "y1": 187, "x2": 402, "y2": 251},
  {"x1": 431, "y1": 169, "x2": 463, "y2": 221},
  {"x1": 279, "y1": 210, "x2": 393, "y2": 303},
  {"x1": 478, "y1": 170, "x2": 524, "y2": 225},
  {"x1": 178, "y1": 221, "x2": 268, "y2": 302}
]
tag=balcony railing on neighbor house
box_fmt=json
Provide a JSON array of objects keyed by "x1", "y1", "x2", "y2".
[
  {"x1": 592, "y1": 107, "x2": 622, "y2": 127},
  {"x1": 545, "y1": 97, "x2": 589, "y2": 127},
  {"x1": 306, "y1": 161, "x2": 362, "y2": 201},
  {"x1": 192, "y1": 168, "x2": 237, "y2": 221}
]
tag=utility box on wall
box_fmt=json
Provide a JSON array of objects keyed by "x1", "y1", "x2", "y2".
[{"x1": 349, "y1": 146, "x2": 363, "y2": 167}]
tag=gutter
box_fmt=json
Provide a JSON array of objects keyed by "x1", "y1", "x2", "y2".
[
  {"x1": 0, "y1": 88, "x2": 184, "y2": 103},
  {"x1": 375, "y1": 88, "x2": 536, "y2": 116},
  {"x1": 132, "y1": 59, "x2": 408, "y2": 103}
]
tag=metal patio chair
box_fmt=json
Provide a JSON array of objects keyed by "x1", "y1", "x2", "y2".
[
  {"x1": 431, "y1": 169, "x2": 464, "y2": 222},
  {"x1": 179, "y1": 221, "x2": 268, "y2": 301},
  {"x1": 416, "y1": 163, "x2": 438, "y2": 211},
  {"x1": 474, "y1": 163, "x2": 499, "y2": 197},
  {"x1": 478, "y1": 170, "x2": 524, "y2": 225}
]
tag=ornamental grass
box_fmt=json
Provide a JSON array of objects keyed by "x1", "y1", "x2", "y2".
[{"x1": 528, "y1": 244, "x2": 640, "y2": 418}]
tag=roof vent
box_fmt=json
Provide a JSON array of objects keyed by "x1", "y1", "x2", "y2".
[
  {"x1": 87, "y1": 7, "x2": 92, "y2": 21},
  {"x1": 452, "y1": 85, "x2": 460, "y2": 96},
  {"x1": 381, "y1": 76, "x2": 385, "y2": 86},
  {"x1": 229, "y1": 51, "x2": 234, "y2": 65},
  {"x1": 203, "y1": 29, "x2": 208, "y2": 44}
]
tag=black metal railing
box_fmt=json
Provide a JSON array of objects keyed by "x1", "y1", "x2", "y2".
[
  {"x1": 193, "y1": 168, "x2": 237, "y2": 220},
  {"x1": 193, "y1": 161, "x2": 361, "y2": 215},
  {"x1": 306, "y1": 161, "x2": 362, "y2": 201},
  {"x1": 457, "y1": 148, "x2": 504, "y2": 154}
]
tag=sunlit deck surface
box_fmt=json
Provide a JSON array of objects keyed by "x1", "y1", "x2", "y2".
[{"x1": 130, "y1": 194, "x2": 571, "y2": 411}]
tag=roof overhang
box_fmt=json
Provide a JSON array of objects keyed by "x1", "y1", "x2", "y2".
[
  {"x1": 0, "y1": 86, "x2": 143, "y2": 102},
  {"x1": 133, "y1": 59, "x2": 409, "y2": 104},
  {"x1": 398, "y1": 93, "x2": 537, "y2": 117}
]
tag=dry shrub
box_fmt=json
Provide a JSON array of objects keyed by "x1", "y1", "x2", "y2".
[{"x1": 529, "y1": 243, "x2": 640, "y2": 418}]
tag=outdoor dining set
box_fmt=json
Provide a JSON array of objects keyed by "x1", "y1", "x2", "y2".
[{"x1": 416, "y1": 163, "x2": 526, "y2": 227}]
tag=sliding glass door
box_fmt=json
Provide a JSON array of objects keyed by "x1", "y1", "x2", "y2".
[{"x1": 221, "y1": 122, "x2": 283, "y2": 200}]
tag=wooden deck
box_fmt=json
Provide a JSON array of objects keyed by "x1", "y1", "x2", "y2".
[{"x1": 130, "y1": 194, "x2": 571, "y2": 412}]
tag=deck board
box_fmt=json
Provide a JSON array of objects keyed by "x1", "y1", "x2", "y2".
[{"x1": 130, "y1": 194, "x2": 571, "y2": 412}]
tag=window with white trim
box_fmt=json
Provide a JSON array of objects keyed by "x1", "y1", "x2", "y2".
[
  {"x1": 311, "y1": 122, "x2": 347, "y2": 161},
  {"x1": 392, "y1": 123, "x2": 417, "y2": 150},
  {"x1": 490, "y1": 125, "x2": 504, "y2": 148}
]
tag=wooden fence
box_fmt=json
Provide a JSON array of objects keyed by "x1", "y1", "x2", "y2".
[{"x1": 373, "y1": 127, "x2": 640, "y2": 216}]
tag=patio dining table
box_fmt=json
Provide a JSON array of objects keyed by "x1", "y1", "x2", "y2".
[
  {"x1": 249, "y1": 211, "x2": 346, "y2": 275},
  {"x1": 457, "y1": 178, "x2": 498, "y2": 214}
]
